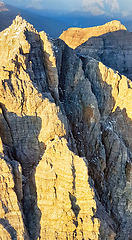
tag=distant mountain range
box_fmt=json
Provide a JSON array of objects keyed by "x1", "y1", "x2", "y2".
[
  {"x1": 25, "y1": 0, "x2": 132, "y2": 32},
  {"x1": 82, "y1": 0, "x2": 120, "y2": 15},
  {"x1": 53, "y1": 0, "x2": 132, "y2": 32},
  {"x1": 1, "y1": 0, "x2": 132, "y2": 36}
]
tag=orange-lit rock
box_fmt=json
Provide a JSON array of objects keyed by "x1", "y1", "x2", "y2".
[
  {"x1": 59, "y1": 20, "x2": 127, "y2": 49},
  {"x1": 35, "y1": 136, "x2": 100, "y2": 239}
]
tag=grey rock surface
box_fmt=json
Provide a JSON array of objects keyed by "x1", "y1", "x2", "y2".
[{"x1": 76, "y1": 30, "x2": 132, "y2": 80}]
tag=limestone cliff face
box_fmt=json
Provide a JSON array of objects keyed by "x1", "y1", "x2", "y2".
[
  {"x1": 0, "y1": 16, "x2": 132, "y2": 240},
  {"x1": 35, "y1": 136, "x2": 99, "y2": 239},
  {"x1": 59, "y1": 20, "x2": 127, "y2": 49},
  {"x1": 81, "y1": 57, "x2": 132, "y2": 238}
]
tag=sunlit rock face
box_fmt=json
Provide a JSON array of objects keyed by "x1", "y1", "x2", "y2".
[
  {"x1": 0, "y1": 15, "x2": 132, "y2": 240},
  {"x1": 59, "y1": 20, "x2": 127, "y2": 49},
  {"x1": 0, "y1": 154, "x2": 29, "y2": 240}
]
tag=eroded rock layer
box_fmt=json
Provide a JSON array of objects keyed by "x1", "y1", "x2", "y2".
[{"x1": 0, "y1": 16, "x2": 132, "y2": 240}]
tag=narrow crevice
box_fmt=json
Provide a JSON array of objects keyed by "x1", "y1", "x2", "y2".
[
  {"x1": 69, "y1": 193, "x2": 80, "y2": 220},
  {"x1": 117, "y1": 76, "x2": 121, "y2": 95},
  {"x1": 19, "y1": 79, "x2": 25, "y2": 114},
  {"x1": 22, "y1": 173, "x2": 41, "y2": 240},
  {"x1": 69, "y1": 157, "x2": 80, "y2": 229},
  {"x1": 0, "y1": 103, "x2": 14, "y2": 143},
  {"x1": 73, "y1": 229, "x2": 77, "y2": 240},
  {"x1": 71, "y1": 156, "x2": 76, "y2": 192}
]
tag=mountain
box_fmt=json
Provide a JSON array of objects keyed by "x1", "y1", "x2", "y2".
[
  {"x1": 2, "y1": 1, "x2": 132, "y2": 36},
  {"x1": 52, "y1": 0, "x2": 132, "y2": 33},
  {"x1": 3, "y1": 0, "x2": 81, "y2": 14},
  {"x1": 82, "y1": 0, "x2": 120, "y2": 15},
  {"x1": 0, "y1": 15, "x2": 132, "y2": 239},
  {"x1": 0, "y1": 2, "x2": 69, "y2": 37}
]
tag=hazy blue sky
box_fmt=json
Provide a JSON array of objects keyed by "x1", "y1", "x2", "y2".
[
  {"x1": 4, "y1": 0, "x2": 81, "y2": 11},
  {"x1": 3, "y1": 0, "x2": 132, "y2": 12}
]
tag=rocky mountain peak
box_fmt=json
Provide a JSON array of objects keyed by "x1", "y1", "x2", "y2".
[
  {"x1": 12, "y1": 15, "x2": 29, "y2": 27},
  {"x1": 104, "y1": 19, "x2": 127, "y2": 29},
  {"x1": 4, "y1": 15, "x2": 37, "y2": 35}
]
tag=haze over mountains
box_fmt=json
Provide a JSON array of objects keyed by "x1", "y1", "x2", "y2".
[
  {"x1": 3, "y1": 0, "x2": 132, "y2": 15},
  {"x1": 54, "y1": 0, "x2": 132, "y2": 32}
]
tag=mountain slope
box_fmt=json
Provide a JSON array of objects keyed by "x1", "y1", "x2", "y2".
[
  {"x1": 0, "y1": 16, "x2": 132, "y2": 239},
  {"x1": 60, "y1": 19, "x2": 132, "y2": 82}
]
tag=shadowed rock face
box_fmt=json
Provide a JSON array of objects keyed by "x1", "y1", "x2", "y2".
[
  {"x1": 0, "y1": 15, "x2": 132, "y2": 240},
  {"x1": 76, "y1": 30, "x2": 132, "y2": 81}
]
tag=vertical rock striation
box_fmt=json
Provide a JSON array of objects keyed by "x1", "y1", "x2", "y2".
[
  {"x1": 81, "y1": 56, "x2": 132, "y2": 239},
  {"x1": 0, "y1": 141, "x2": 29, "y2": 239}
]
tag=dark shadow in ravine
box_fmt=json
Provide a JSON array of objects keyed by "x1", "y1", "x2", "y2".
[
  {"x1": 24, "y1": 30, "x2": 49, "y2": 96},
  {"x1": 0, "y1": 218, "x2": 17, "y2": 239},
  {"x1": 0, "y1": 104, "x2": 45, "y2": 240}
]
